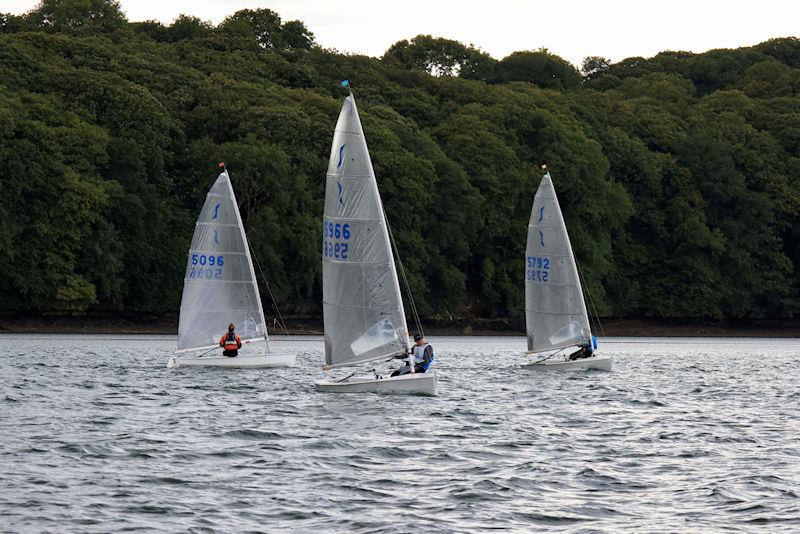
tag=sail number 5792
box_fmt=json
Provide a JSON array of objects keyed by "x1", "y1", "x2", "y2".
[{"x1": 526, "y1": 256, "x2": 549, "y2": 282}]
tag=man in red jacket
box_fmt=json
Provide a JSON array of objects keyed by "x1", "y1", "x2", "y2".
[{"x1": 219, "y1": 323, "x2": 242, "y2": 357}]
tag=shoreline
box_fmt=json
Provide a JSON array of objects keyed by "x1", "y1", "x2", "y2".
[{"x1": 1, "y1": 315, "x2": 798, "y2": 338}]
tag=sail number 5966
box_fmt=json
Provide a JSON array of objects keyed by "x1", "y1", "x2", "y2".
[{"x1": 323, "y1": 220, "x2": 351, "y2": 259}]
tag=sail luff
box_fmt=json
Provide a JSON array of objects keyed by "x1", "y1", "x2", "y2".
[
  {"x1": 223, "y1": 172, "x2": 270, "y2": 351},
  {"x1": 554, "y1": 173, "x2": 591, "y2": 340},
  {"x1": 525, "y1": 171, "x2": 592, "y2": 354},
  {"x1": 352, "y1": 97, "x2": 409, "y2": 348}
]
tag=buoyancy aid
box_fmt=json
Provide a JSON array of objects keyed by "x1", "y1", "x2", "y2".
[
  {"x1": 219, "y1": 331, "x2": 242, "y2": 350},
  {"x1": 412, "y1": 343, "x2": 434, "y2": 371}
]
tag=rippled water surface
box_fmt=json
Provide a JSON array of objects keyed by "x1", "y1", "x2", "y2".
[{"x1": 1, "y1": 335, "x2": 799, "y2": 532}]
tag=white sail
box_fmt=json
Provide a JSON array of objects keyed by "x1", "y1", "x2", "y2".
[
  {"x1": 322, "y1": 94, "x2": 409, "y2": 369},
  {"x1": 177, "y1": 171, "x2": 268, "y2": 353},
  {"x1": 525, "y1": 171, "x2": 591, "y2": 353}
]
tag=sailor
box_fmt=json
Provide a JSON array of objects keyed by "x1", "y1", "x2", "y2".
[
  {"x1": 391, "y1": 334, "x2": 434, "y2": 376},
  {"x1": 568, "y1": 343, "x2": 593, "y2": 361},
  {"x1": 219, "y1": 323, "x2": 242, "y2": 357}
]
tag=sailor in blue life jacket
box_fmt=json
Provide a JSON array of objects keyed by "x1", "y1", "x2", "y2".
[
  {"x1": 568, "y1": 343, "x2": 593, "y2": 361},
  {"x1": 219, "y1": 323, "x2": 242, "y2": 357},
  {"x1": 391, "y1": 333, "x2": 434, "y2": 376}
]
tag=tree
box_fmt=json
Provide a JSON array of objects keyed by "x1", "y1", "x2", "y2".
[
  {"x1": 755, "y1": 37, "x2": 800, "y2": 68},
  {"x1": 581, "y1": 56, "x2": 610, "y2": 78},
  {"x1": 0, "y1": 12, "x2": 29, "y2": 34},
  {"x1": 23, "y1": 0, "x2": 126, "y2": 33},
  {"x1": 383, "y1": 35, "x2": 495, "y2": 80},
  {"x1": 218, "y1": 9, "x2": 314, "y2": 52},
  {"x1": 166, "y1": 14, "x2": 212, "y2": 42},
  {"x1": 492, "y1": 50, "x2": 582, "y2": 89}
]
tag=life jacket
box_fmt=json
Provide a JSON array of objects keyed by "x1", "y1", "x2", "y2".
[
  {"x1": 412, "y1": 343, "x2": 434, "y2": 371},
  {"x1": 219, "y1": 331, "x2": 241, "y2": 350}
]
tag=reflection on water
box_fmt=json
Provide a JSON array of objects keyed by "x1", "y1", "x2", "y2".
[{"x1": 1, "y1": 335, "x2": 798, "y2": 531}]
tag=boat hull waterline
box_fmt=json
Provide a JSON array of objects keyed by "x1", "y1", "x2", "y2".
[
  {"x1": 522, "y1": 355, "x2": 612, "y2": 372},
  {"x1": 167, "y1": 351, "x2": 296, "y2": 369},
  {"x1": 315, "y1": 371, "x2": 437, "y2": 396}
]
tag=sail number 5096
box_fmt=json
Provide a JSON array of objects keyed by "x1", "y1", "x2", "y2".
[
  {"x1": 323, "y1": 220, "x2": 351, "y2": 259},
  {"x1": 191, "y1": 254, "x2": 224, "y2": 266},
  {"x1": 189, "y1": 254, "x2": 225, "y2": 280},
  {"x1": 526, "y1": 256, "x2": 549, "y2": 282}
]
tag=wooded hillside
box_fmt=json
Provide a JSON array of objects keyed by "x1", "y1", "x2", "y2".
[{"x1": 2, "y1": 1, "x2": 798, "y2": 322}]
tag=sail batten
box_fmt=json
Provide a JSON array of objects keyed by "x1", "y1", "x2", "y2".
[
  {"x1": 195, "y1": 222, "x2": 242, "y2": 228},
  {"x1": 322, "y1": 95, "x2": 409, "y2": 368},
  {"x1": 525, "y1": 171, "x2": 592, "y2": 354},
  {"x1": 525, "y1": 309, "x2": 590, "y2": 316},
  {"x1": 177, "y1": 171, "x2": 269, "y2": 353}
]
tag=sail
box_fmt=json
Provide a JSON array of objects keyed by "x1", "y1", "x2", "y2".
[
  {"x1": 322, "y1": 94, "x2": 409, "y2": 368},
  {"x1": 177, "y1": 171, "x2": 268, "y2": 352},
  {"x1": 525, "y1": 171, "x2": 591, "y2": 353}
]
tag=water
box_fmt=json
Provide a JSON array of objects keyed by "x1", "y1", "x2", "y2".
[{"x1": 1, "y1": 335, "x2": 798, "y2": 532}]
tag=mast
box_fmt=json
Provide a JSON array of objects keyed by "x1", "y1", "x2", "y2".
[
  {"x1": 222, "y1": 163, "x2": 270, "y2": 352},
  {"x1": 350, "y1": 86, "x2": 409, "y2": 354}
]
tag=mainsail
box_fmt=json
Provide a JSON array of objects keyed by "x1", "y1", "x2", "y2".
[
  {"x1": 322, "y1": 94, "x2": 409, "y2": 368},
  {"x1": 177, "y1": 171, "x2": 268, "y2": 353},
  {"x1": 525, "y1": 171, "x2": 591, "y2": 353}
]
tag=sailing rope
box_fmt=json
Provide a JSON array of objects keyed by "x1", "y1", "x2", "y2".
[
  {"x1": 576, "y1": 263, "x2": 606, "y2": 339},
  {"x1": 533, "y1": 347, "x2": 567, "y2": 364},
  {"x1": 248, "y1": 237, "x2": 292, "y2": 340},
  {"x1": 382, "y1": 207, "x2": 424, "y2": 338}
]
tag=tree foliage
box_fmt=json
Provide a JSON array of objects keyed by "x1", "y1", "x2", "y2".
[
  {"x1": 383, "y1": 34, "x2": 495, "y2": 79},
  {"x1": 24, "y1": 0, "x2": 126, "y2": 33},
  {"x1": 492, "y1": 50, "x2": 582, "y2": 89},
  {"x1": 1, "y1": 1, "x2": 798, "y2": 321}
]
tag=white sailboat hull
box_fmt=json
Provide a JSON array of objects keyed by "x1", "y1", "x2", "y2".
[
  {"x1": 522, "y1": 355, "x2": 612, "y2": 372},
  {"x1": 167, "y1": 351, "x2": 296, "y2": 369},
  {"x1": 315, "y1": 371, "x2": 437, "y2": 396}
]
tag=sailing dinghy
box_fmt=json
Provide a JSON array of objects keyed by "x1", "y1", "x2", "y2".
[
  {"x1": 167, "y1": 167, "x2": 295, "y2": 369},
  {"x1": 522, "y1": 167, "x2": 612, "y2": 372},
  {"x1": 315, "y1": 89, "x2": 437, "y2": 395}
]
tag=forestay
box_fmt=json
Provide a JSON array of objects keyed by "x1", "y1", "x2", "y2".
[
  {"x1": 525, "y1": 171, "x2": 592, "y2": 353},
  {"x1": 177, "y1": 171, "x2": 268, "y2": 353},
  {"x1": 322, "y1": 94, "x2": 409, "y2": 368}
]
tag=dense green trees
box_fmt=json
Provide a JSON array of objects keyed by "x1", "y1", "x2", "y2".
[
  {"x1": 1, "y1": 1, "x2": 798, "y2": 321},
  {"x1": 383, "y1": 35, "x2": 495, "y2": 80}
]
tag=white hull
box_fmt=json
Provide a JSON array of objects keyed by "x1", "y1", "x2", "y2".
[
  {"x1": 167, "y1": 351, "x2": 296, "y2": 369},
  {"x1": 522, "y1": 355, "x2": 612, "y2": 372},
  {"x1": 315, "y1": 371, "x2": 437, "y2": 396}
]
